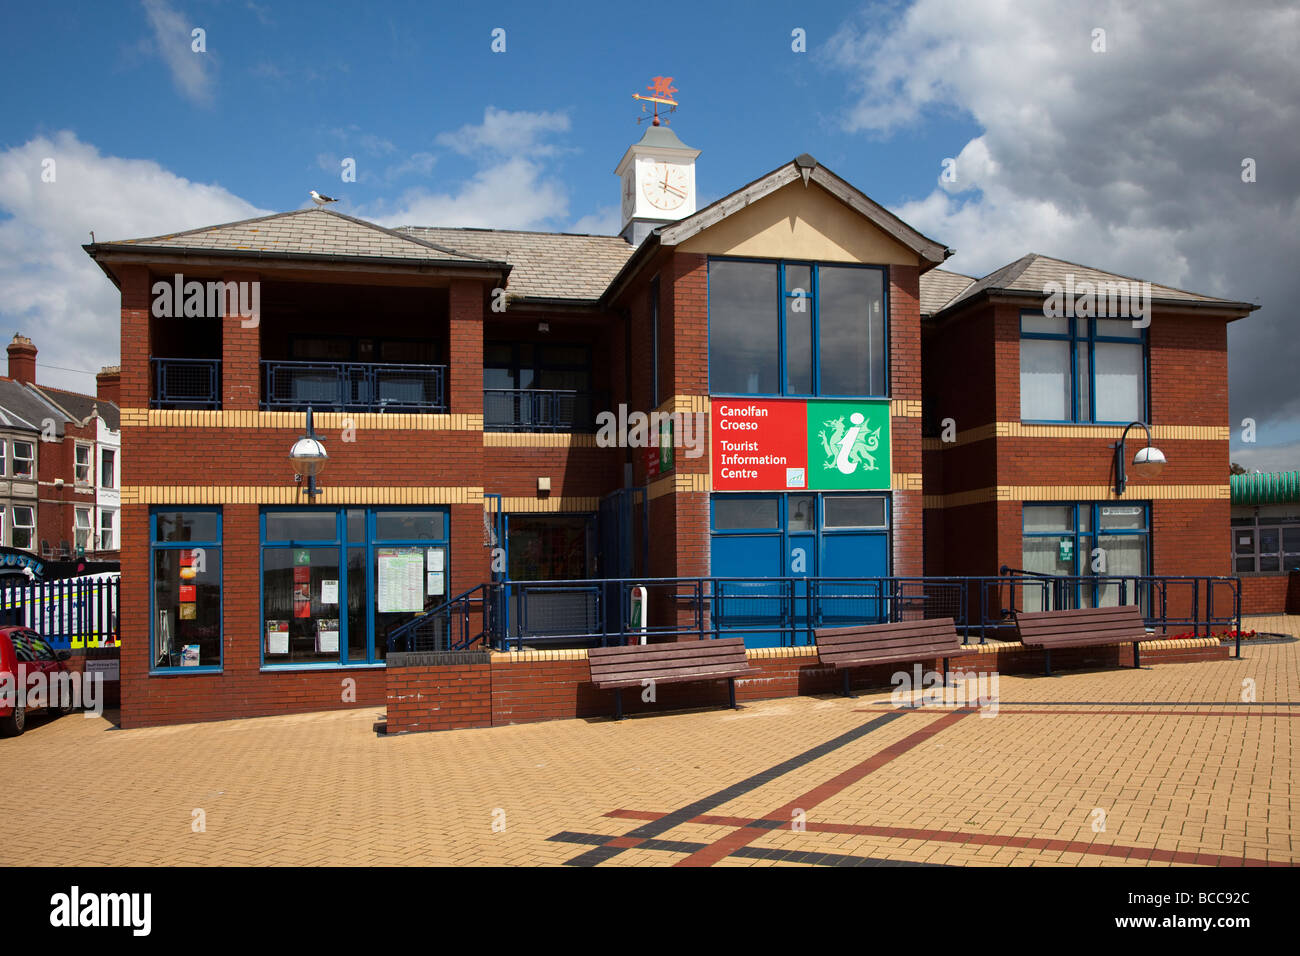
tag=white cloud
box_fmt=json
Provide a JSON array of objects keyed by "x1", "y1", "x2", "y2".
[
  {"x1": 369, "y1": 157, "x2": 568, "y2": 230},
  {"x1": 569, "y1": 204, "x2": 620, "y2": 236},
  {"x1": 435, "y1": 107, "x2": 571, "y2": 157},
  {"x1": 0, "y1": 131, "x2": 266, "y2": 392},
  {"x1": 828, "y1": 0, "x2": 1300, "y2": 430},
  {"x1": 141, "y1": 0, "x2": 215, "y2": 106}
]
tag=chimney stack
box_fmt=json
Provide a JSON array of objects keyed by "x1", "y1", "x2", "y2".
[
  {"x1": 6, "y1": 334, "x2": 37, "y2": 384},
  {"x1": 97, "y1": 365, "x2": 121, "y2": 406}
]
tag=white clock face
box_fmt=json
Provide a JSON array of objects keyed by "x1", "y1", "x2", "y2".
[{"x1": 641, "y1": 162, "x2": 689, "y2": 211}]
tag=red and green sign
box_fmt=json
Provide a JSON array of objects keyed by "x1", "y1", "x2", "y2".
[{"x1": 711, "y1": 398, "x2": 891, "y2": 492}]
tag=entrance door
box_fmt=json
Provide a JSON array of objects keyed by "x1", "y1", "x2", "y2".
[{"x1": 710, "y1": 493, "x2": 890, "y2": 646}]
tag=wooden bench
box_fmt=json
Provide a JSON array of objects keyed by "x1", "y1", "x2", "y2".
[
  {"x1": 814, "y1": 617, "x2": 962, "y2": 698},
  {"x1": 1014, "y1": 604, "x2": 1150, "y2": 675},
  {"x1": 587, "y1": 638, "x2": 752, "y2": 720}
]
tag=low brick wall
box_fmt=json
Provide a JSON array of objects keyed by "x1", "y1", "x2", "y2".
[
  {"x1": 383, "y1": 637, "x2": 1230, "y2": 735},
  {"x1": 1240, "y1": 573, "x2": 1300, "y2": 616}
]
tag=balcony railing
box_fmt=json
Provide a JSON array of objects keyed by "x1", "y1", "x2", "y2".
[
  {"x1": 262, "y1": 361, "x2": 447, "y2": 413},
  {"x1": 151, "y1": 358, "x2": 221, "y2": 410},
  {"x1": 484, "y1": 388, "x2": 603, "y2": 432}
]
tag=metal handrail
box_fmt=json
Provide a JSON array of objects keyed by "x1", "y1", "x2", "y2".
[
  {"x1": 151, "y1": 357, "x2": 221, "y2": 409},
  {"x1": 489, "y1": 573, "x2": 1242, "y2": 654},
  {"x1": 262, "y1": 360, "x2": 447, "y2": 413},
  {"x1": 483, "y1": 388, "x2": 604, "y2": 432}
]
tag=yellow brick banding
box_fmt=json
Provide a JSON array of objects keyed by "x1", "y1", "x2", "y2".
[
  {"x1": 124, "y1": 409, "x2": 483, "y2": 431},
  {"x1": 121, "y1": 485, "x2": 484, "y2": 505}
]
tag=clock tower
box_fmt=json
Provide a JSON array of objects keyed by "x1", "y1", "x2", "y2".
[{"x1": 615, "y1": 123, "x2": 701, "y2": 245}]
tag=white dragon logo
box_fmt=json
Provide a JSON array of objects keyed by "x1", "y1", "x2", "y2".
[{"x1": 818, "y1": 413, "x2": 881, "y2": 474}]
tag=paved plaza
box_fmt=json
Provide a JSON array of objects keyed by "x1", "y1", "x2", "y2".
[{"x1": 2, "y1": 617, "x2": 1295, "y2": 867}]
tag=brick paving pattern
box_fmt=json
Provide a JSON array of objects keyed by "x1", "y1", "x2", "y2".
[{"x1": 1, "y1": 616, "x2": 1295, "y2": 867}]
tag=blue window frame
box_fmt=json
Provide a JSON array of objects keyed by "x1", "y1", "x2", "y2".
[
  {"x1": 1020, "y1": 311, "x2": 1148, "y2": 424},
  {"x1": 708, "y1": 258, "x2": 889, "y2": 398},
  {"x1": 709, "y1": 493, "x2": 891, "y2": 570},
  {"x1": 259, "y1": 506, "x2": 448, "y2": 668},
  {"x1": 1021, "y1": 502, "x2": 1150, "y2": 610},
  {"x1": 150, "y1": 508, "x2": 223, "y2": 673}
]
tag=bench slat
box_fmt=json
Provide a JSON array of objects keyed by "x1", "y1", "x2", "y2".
[{"x1": 593, "y1": 664, "x2": 753, "y2": 690}]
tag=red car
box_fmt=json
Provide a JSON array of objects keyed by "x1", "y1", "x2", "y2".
[{"x1": 0, "y1": 626, "x2": 74, "y2": 737}]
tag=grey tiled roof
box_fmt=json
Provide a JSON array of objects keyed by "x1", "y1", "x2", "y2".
[
  {"x1": 399, "y1": 227, "x2": 636, "y2": 302},
  {"x1": 0, "y1": 380, "x2": 66, "y2": 435},
  {"x1": 32, "y1": 385, "x2": 119, "y2": 430},
  {"x1": 97, "y1": 208, "x2": 497, "y2": 264},
  {"x1": 919, "y1": 268, "x2": 976, "y2": 316},
  {"x1": 940, "y1": 253, "x2": 1237, "y2": 313}
]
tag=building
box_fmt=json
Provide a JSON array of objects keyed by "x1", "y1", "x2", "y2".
[
  {"x1": 1230, "y1": 470, "x2": 1300, "y2": 613},
  {"x1": 0, "y1": 336, "x2": 121, "y2": 566},
  {"x1": 85, "y1": 125, "x2": 1257, "y2": 728}
]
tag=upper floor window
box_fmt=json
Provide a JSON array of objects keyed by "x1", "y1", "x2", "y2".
[
  {"x1": 100, "y1": 448, "x2": 116, "y2": 489},
  {"x1": 0, "y1": 438, "x2": 6, "y2": 476},
  {"x1": 1020, "y1": 313, "x2": 1146, "y2": 423},
  {"x1": 12, "y1": 440, "x2": 33, "y2": 479},
  {"x1": 75, "y1": 443, "x2": 92, "y2": 484},
  {"x1": 708, "y1": 259, "x2": 887, "y2": 398}
]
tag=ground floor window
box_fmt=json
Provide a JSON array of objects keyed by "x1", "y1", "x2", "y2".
[
  {"x1": 1021, "y1": 502, "x2": 1149, "y2": 610},
  {"x1": 151, "y1": 509, "x2": 223, "y2": 671},
  {"x1": 1231, "y1": 505, "x2": 1300, "y2": 573},
  {"x1": 99, "y1": 509, "x2": 116, "y2": 550},
  {"x1": 260, "y1": 507, "x2": 448, "y2": 666},
  {"x1": 74, "y1": 507, "x2": 92, "y2": 552},
  {"x1": 11, "y1": 505, "x2": 33, "y2": 550}
]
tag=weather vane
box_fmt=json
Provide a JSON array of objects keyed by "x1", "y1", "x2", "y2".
[{"x1": 633, "y1": 76, "x2": 678, "y2": 126}]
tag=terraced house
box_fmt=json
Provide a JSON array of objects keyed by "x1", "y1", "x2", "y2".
[{"x1": 84, "y1": 124, "x2": 1257, "y2": 727}]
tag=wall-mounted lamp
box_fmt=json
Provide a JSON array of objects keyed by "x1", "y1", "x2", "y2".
[
  {"x1": 290, "y1": 406, "x2": 328, "y2": 497},
  {"x1": 1113, "y1": 421, "x2": 1166, "y2": 495}
]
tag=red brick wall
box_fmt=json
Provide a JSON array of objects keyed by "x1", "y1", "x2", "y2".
[
  {"x1": 385, "y1": 639, "x2": 1228, "y2": 733},
  {"x1": 1239, "y1": 574, "x2": 1297, "y2": 616}
]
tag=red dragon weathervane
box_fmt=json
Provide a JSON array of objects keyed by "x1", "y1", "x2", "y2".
[{"x1": 633, "y1": 76, "x2": 679, "y2": 126}]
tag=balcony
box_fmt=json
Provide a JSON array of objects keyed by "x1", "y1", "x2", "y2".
[
  {"x1": 261, "y1": 360, "x2": 447, "y2": 413},
  {"x1": 151, "y1": 358, "x2": 222, "y2": 410},
  {"x1": 484, "y1": 388, "x2": 603, "y2": 433}
]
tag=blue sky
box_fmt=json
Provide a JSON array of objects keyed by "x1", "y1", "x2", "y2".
[
  {"x1": 1, "y1": 0, "x2": 1297, "y2": 468},
  {"x1": 0, "y1": 1, "x2": 978, "y2": 226}
]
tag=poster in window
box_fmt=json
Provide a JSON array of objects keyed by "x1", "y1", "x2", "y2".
[
  {"x1": 293, "y1": 581, "x2": 312, "y2": 618},
  {"x1": 316, "y1": 619, "x2": 339, "y2": 653},
  {"x1": 266, "y1": 620, "x2": 289, "y2": 655},
  {"x1": 181, "y1": 645, "x2": 200, "y2": 667},
  {"x1": 321, "y1": 579, "x2": 339, "y2": 604},
  {"x1": 293, "y1": 548, "x2": 311, "y2": 565},
  {"x1": 293, "y1": 565, "x2": 310, "y2": 584},
  {"x1": 179, "y1": 602, "x2": 196, "y2": 620},
  {"x1": 179, "y1": 584, "x2": 196, "y2": 602},
  {"x1": 426, "y1": 572, "x2": 444, "y2": 596},
  {"x1": 427, "y1": 548, "x2": 445, "y2": 572},
  {"x1": 377, "y1": 547, "x2": 423, "y2": 612}
]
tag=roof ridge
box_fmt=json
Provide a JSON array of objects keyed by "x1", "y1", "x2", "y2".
[
  {"x1": 1024, "y1": 252, "x2": 1216, "y2": 300},
  {"x1": 400, "y1": 225, "x2": 626, "y2": 241}
]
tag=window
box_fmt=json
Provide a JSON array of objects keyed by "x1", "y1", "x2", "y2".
[
  {"x1": 1231, "y1": 513, "x2": 1300, "y2": 573},
  {"x1": 12, "y1": 441, "x2": 33, "y2": 479},
  {"x1": 483, "y1": 342, "x2": 595, "y2": 431},
  {"x1": 99, "y1": 509, "x2": 116, "y2": 550},
  {"x1": 74, "y1": 508, "x2": 92, "y2": 551},
  {"x1": 75, "y1": 443, "x2": 92, "y2": 484},
  {"x1": 1021, "y1": 503, "x2": 1150, "y2": 611},
  {"x1": 260, "y1": 507, "x2": 449, "y2": 666},
  {"x1": 1020, "y1": 313, "x2": 1145, "y2": 423},
  {"x1": 11, "y1": 506, "x2": 34, "y2": 550},
  {"x1": 709, "y1": 259, "x2": 887, "y2": 398},
  {"x1": 0, "y1": 438, "x2": 6, "y2": 476},
  {"x1": 151, "y1": 509, "x2": 222, "y2": 671},
  {"x1": 9, "y1": 630, "x2": 56, "y2": 663},
  {"x1": 100, "y1": 448, "x2": 116, "y2": 489}
]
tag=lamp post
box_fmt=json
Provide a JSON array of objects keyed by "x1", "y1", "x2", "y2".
[
  {"x1": 1113, "y1": 421, "x2": 1166, "y2": 495},
  {"x1": 290, "y1": 406, "x2": 328, "y2": 497}
]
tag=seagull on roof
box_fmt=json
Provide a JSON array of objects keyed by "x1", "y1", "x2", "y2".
[{"x1": 309, "y1": 190, "x2": 338, "y2": 207}]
